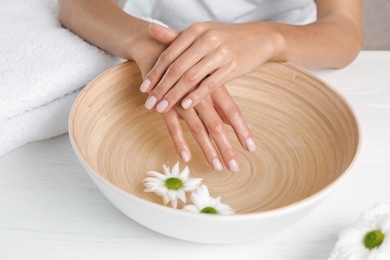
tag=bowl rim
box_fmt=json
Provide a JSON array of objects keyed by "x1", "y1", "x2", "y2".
[{"x1": 68, "y1": 61, "x2": 362, "y2": 220}]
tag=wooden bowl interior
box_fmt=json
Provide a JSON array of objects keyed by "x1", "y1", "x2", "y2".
[{"x1": 70, "y1": 61, "x2": 360, "y2": 214}]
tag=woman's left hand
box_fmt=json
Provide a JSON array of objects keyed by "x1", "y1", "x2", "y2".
[{"x1": 140, "y1": 22, "x2": 283, "y2": 112}]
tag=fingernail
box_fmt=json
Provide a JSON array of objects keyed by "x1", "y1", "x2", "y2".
[
  {"x1": 245, "y1": 137, "x2": 256, "y2": 152},
  {"x1": 181, "y1": 150, "x2": 190, "y2": 162},
  {"x1": 140, "y1": 79, "x2": 150, "y2": 93},
  {"x1": 156, "y1": 100, "x2": 169, "y2": 113},
  {"x1": 145, "y1": 96, "x2": 157, "y2": 110},
  {"x1": 212, "y1": 158, "x2": 223, "y2": 172},
  {"x1": 181, "y1": 99, "x2": 192, "y2": 109},
  {"x1": 228, "y1": 159, "x2": 239, "y2": 173}
]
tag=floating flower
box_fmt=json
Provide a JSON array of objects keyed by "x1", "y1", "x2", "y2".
[
  {"x1": 183, "y1": 185, "x2": 235, "y2": 215},
  {"x1": 143, "y1": 161, "x2": 202, "y2": 208},
  {"x1": 333, "y1": 213, "x2": 390, "y2": 260}
]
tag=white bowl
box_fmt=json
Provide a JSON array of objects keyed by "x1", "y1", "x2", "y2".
[{"x1": 69, "y1": 61, "x2": 361, "y2": 244}]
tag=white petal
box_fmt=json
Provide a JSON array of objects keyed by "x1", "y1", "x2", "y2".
[
  {"x1": 213, "y1": 199, "x2": 235, "y2": 215},
  {"x1": 344, "y1": 249, "x2": 370, "y2": 260},
  {"x1": 162, "y1": 164, "x2": 172, "y2": 177},
  {"x1": 378, "y1": 214, "x2": 390, "y2": 232},
  {"x1": 167, "y1": 189, "x2": 178, "y2": 202},
  {"x1": 356, "y1": 220, "x2": 375, "y2": 232},
  {"x1": 153, "y1": 187, "x2": 169, "y2": 197},
  {"x1": 179, "y1": 166, "x2": 190, "y2": 179},
  {"x1": 170, "y1": 197, "x2": 178, "y2": 209},
  {"x1": 183, "y1": 178, "x2": 202, "y2": 191},
  {"x1": 190, "y1": 192, "x2": 206, "y2": 210},
  {"x1": 163, "y1": 193, "x2": 170, "y2": 205},
  {"x1": 171, "y1": 161, "x2": 180, "y2": 176},
  {"x1": 143, "y1": 179, "x2": 165, "y2": 187},
  {"x1": 338, "y1": 227, "x2": 364, "y2": 240},
  {"x1": 214, "y1": 203, "x2": 229, "y2": 211},
  {"x1": 176, "y1": 189, "x2": 187, "y2": 204},
  {"x1": 144, "y1": 186, "x2": 166, "y2": 193},
  {"x1": 217, "y1": 207, "x2": 235, "y2": 215},
  {"x1": 336, "y1": 230, "x2": 365, "y2": 251},
  {"x1": 196, "y1": 185, "x2": 211, "y2": 206},
  {"x1": 146, "y1": 171, "x2": 167, "y2": 180},
  {"x1": 182, "y1": 205, "x2": 200, "y2": 213},
  {"x1": 143, "y1": 184, "x2": 164, "y2": 192},
  {"x1": 209, "y1": 196, "x2": 222, "y2": 208}
]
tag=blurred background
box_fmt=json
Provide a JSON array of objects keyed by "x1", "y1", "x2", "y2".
[
  {"x1": 121, "y1": 0, "x2": 390, "y2": 50},
  {"x1": 363, "y1": 0, "x2": 390, "y2": 50}
]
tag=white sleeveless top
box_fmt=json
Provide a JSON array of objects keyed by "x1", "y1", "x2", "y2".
[{"x1": 123, "y1": 0, "x2": 317, "y2": 29}]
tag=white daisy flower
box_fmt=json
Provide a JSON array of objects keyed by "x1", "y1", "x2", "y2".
[
  {"x1": 334, "y1": 213, "x2": 390, "y2": 260},
  {"x1": 143, "y1": 161, "x2": 202, "y2": 208},
  {"x1": 183, "y1": 185, "x2": 235, "y2": 215}
]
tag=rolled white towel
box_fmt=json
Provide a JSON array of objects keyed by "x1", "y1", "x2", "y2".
[{"x1": 0, "y1": 0, "x2": 120, "y2": 156}]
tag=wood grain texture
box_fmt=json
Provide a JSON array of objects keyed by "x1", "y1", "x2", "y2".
[{"x1": 69, "y1": 61, "x2": 360, "y2": 214}]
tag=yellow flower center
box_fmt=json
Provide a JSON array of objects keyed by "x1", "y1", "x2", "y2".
[
  {"x1": 165, "y1": 177, "x2": 183, "y2": 190},
  {"x1": 364, "y1": 230, "x2": 385, "y2": 250},
  {"x1": 200, "y1": 207, "x2": 218, "y2": 214}
]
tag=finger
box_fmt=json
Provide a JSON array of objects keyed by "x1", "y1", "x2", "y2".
[
  {"x1": 180, "y1": 65, "x2": 234, "y2": 110},
  {"x1": 195, "y1": 98, "x2": 240, "y2": 173},
  {"x1": 149, "y1": 23, "x2": 180, "y2": 45},
  {"x1": 141, "y1": 25, "x2": 200, "y2": 94},
  {"x1": 154, "y1": 49, "x2": 225, "y2": 113},
  {"x1": 161, "y1": 109, "x2": 191, "y2": 163},
  {"x1": 213, "y1": 103, "x2": 230, "y2": 125},
  {"x1": 212, "y1": 87, "x2": 256, "y2": 152},
  {"x1": 177, "y1": 106, "x2": 224, "y2": 172},
  {"x1": 151, "y1": 43, "x2": 209, "y2": 113}
]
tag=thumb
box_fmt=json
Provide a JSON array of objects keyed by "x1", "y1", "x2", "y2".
[{"x1": 149, "y1": 23, "x2": 180, "y2": 45}]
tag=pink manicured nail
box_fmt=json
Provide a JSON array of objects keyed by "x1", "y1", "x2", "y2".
[
  {"x1": 181, "y1": 99, "x2": 193, "y2": 109},
  {"x1": 145, "y1": 96, "x2": 157, "y2": 110},
  {"x1": 181, "y1": 150, "x2": 190, "y2": 162},
  {"x1": 212, "y1": 158, "x2": 223, "y2": 172},
  {"x1": 245, "y1": 137, "x2": 256, "y2": 152},
  {"x1": 140, "y1": 79, "x2": 150, "y2": 93},
  {"x1": 156, "y1": 100, "x2": 169, "y2": 113},
  {"x1": 228, "y1": 159, "x2": 239, "y2": 173}
]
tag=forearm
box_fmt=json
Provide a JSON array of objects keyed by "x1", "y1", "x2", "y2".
[
  {"x1": 272, "y1": 17, "x2": 363, "y2": 69},
  {"x1": 58, "y1": 0, "x2": 150, "y2": 60},
  {"x1": 269, "y1": 1, "x2": 363, "y2": 69}
]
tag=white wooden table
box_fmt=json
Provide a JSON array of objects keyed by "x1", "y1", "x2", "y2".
[{"x1": 1, "y1": 51, "x2": 389, "y2": 260}]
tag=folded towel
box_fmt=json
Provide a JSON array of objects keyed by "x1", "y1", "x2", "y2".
[{"x1": 0, "y1": 0, "x2": 120, "y2": 156}]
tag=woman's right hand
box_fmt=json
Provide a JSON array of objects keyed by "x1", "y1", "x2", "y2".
[{"x1": 131, "y1": 24, "x2": 255, "y2": 172}]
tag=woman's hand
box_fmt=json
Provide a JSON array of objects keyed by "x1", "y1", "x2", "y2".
[
  {"x1": 161, "y1": 85, "x2": 255, "y2": 172},
  {"x1": 134, "y1": 24, "x2": 255, "y2": 172},
  {"x1": 140, "y1": 22, "x2": 283, "y2": 112}
]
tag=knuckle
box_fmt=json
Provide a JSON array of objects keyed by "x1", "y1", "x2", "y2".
[
  {"x1": 160, "y1": 50, "x2": 174, "y2": 64},
  {"x1": 152, "y1": 86, "x2": 165, "y2": 98},
  {"x1": 208, "y1": 119, "x2": 224, "y2": 135},
  {"x1": 167, "y1": 123, "x2": 181, "y2": 136},
  {"x1": 229, "y1": 60, "x2": 238, "y2": 70},
  {"x1": 204, "y1": 30, "x2": 220, "y2": 44},
  {"x1": 167, "y1": 62, "x2": 182, "y2": 76},
  {"x1": 190, "y1": 22, "x2": 206, "y2": 34},
  {"x1": 226, "y1": 105, "x2": 242, "y2": 120},
  {"x1": 182, "y1": 70, "x2": 197, "y2": 84},
  {"x1": 202, "y1": 77, "x2": 217, "y2": 90},
  {"x1": 217, "y1": 45, "x2": 229, "y2": 56},
  {"x1": 190, "y1": 123, "x2": 207, "y2": 137}
]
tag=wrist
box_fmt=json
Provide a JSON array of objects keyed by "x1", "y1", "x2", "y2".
[
  {"x1": 124, "y1": 19, "x2": 168, "y2": 78},
  {"x1": 124, "y1": 18, "x2": 152, "y2": 60},
  {"x1": 258, "y1": 22, "x2": 288, "y2": 63}
]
